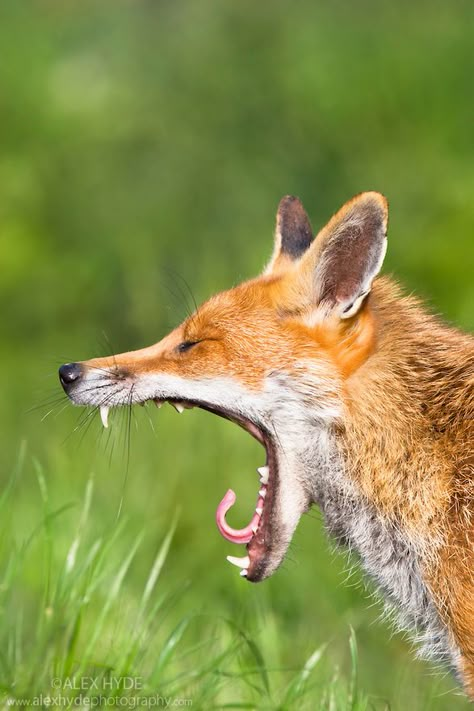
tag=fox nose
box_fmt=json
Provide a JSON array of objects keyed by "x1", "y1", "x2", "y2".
[{"x1": 59, "y1": 362, "x2": 83, "y2": 390}]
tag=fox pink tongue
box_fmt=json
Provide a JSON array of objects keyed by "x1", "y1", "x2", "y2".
[{"x1": 216, "y1": 488, "x2": 264, "y2": 544}]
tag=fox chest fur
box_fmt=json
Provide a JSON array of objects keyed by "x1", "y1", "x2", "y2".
[{"x1": 313, "y1": 428, "x2": 455, "y2": 669}]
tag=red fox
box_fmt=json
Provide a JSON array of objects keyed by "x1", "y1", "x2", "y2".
[{"x1": 59, "y1": 193, "x2": 474, "y2": 697}]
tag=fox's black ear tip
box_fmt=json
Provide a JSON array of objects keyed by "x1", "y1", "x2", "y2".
[
  {"x1": 265, "y1": 195, "x2": 314, "y2": 274},
  {"x1": 275, "y1": 195, "x2": 313, "y2": 261},
  {"x1": 276, "y1": 195, "x2": 307, "y2": 223},
  {"x1": 278, "y1": 194, "x2": 302, "y2": 207}
]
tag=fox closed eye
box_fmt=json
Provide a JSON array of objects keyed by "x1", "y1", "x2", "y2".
[{"x1": 176, "y1": 340, "x2": 200, "y2": 353}]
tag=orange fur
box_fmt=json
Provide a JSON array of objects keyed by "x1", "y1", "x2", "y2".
[{"x1": 341, "y1": 278, "x2": 474, "y2": 691}]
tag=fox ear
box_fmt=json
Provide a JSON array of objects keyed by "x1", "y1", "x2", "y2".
[
  {"x1": 265, "y1": 196, "x2": 314, "y2": 274},
  {"x1": 307, "y1": 192, "x2": 388, "y2": 319}
]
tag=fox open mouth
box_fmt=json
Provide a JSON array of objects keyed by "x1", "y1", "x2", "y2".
[{"x1": 99, "y1": 398, "x2": 277, "y2": 582}]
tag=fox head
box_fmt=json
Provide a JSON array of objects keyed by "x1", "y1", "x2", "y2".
[{"x1": 59, "y1": 192, "x2": 388, "y2": 582}]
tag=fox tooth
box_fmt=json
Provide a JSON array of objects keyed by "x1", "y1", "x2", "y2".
[
  {"x1": 259, "y1": 489, "x2": 266, "y2": 498},
  {"x1": 240, "y1": 569, "x2": 248, "y2": 577},
  {"x1": 172, "y1": 403, "x2": 185, "y2": 414},
  {"x1": 154, "y1": 400, "x2": 162, "y2": 408},
  {"x1": 257, "y1": 466, "x2": 269, "y2": 484},
  {"x1": 255, "y1": 507, "x2": 263, "y2": 516},
  {"x1": 251, "y1": 525, "x2": 258, "y2": 534},
  {"x1": 100, "y1": 406, "x2": 109, "y2": 428},
  {"x1": 226, "y1": 555, "x2": 250, "y2": 569}
]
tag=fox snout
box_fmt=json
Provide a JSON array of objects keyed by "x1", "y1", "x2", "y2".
[{"x1": 59, "y1": 362, "x2": 84, "y2": 390}]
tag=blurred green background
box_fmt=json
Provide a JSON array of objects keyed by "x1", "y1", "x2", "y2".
[{"x1": 1, "y1": 0, "x2": 473, "y2": 708}]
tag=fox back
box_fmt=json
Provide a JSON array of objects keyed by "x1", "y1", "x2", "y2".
[{"x1": 59, "y1": 193, "x2": 474, "y2": 698}]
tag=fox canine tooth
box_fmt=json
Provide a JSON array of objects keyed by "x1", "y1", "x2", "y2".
[
  {"x1": 257, "y1": 466, "x2": 269, "y2": 484},
  {"x1": 255, "y1": 507, "x2": 263, "y2": 516},
  {"x1": 226, "y1": 555, "x2": 250, "y2": 569},
  {"x1": 154, "y1": 400, "x2": 162, "y2": 408},
  {"x1": 259, "y1": 489, "x2": 266, "y2": 498},
  {"x1": 240, "y1": 569, "x2": 248, "y2": 577},
  {"x1": 251, "y1": 525, "x2": 258, "y2": 534},
  {"x1": 100, "y1": 406, "x2": 109, "y2": 428},
  {"x1": 172, "y1": 403, "x2": 185, "y2": 414}
]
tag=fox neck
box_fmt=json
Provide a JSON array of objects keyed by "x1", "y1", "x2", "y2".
[
  {"x1": 336, "y1": 277, "x2": 471, "y2": 535},
  {"x1": 307, "y1": 278, "x2": 472, "y2": 666}
]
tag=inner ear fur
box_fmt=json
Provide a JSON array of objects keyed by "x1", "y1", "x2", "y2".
[
  {"x1": 304, "y1": 191, "x2": 388, "y2": 319},
  {"x1": 265, "y1": 195, "x2": 314, "y2": 274}
]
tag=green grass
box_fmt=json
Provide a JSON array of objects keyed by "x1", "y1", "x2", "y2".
[
  {"x1": 0, "y1": 465, "x2": 374, "y2": 710},
  {"x1": 0, "y1": 439, "x2": 470, "y2": 709}
]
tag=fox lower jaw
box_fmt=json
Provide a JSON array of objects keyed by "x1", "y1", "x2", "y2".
[{"x1": 65, "y1": 367, "x2": 337, "y2": 582}]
